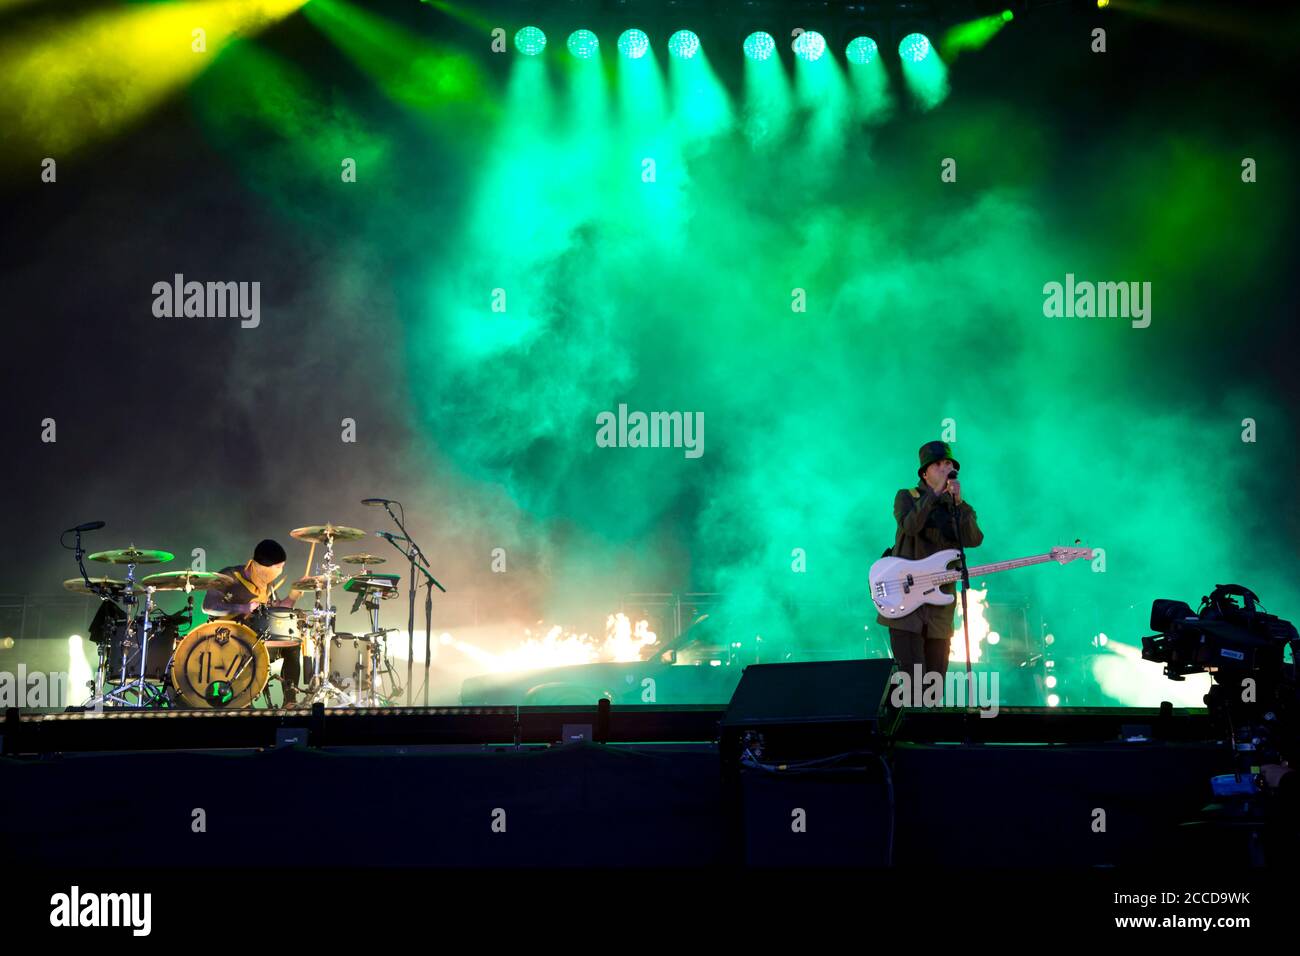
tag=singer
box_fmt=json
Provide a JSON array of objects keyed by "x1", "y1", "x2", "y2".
[{"x1": 877, "y1": 441, "x2": 984, "y2": 683}]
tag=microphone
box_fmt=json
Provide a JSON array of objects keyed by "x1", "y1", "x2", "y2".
[
  {"x1": 943, "y1": 469, "x2": 959, "y2": 500},
  {"x1": 66, "y1": 520, "x2": 106, "y2": 533},
  {"x1": 376, "y1": 530, "x2": 431, "y2": 567},
  {"x1": 361, "y1": 498, "x2": 395, "y2": 507}
]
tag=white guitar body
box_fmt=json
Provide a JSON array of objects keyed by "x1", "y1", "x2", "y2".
[
  {"x1": 870, "y1": 545, "x2": 1093, "y2": 620},
  {"x1": 870, "y1": 550, "x2": 962, "y2": 619}
]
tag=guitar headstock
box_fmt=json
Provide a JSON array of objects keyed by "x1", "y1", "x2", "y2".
[{"x1": 1050, "y1": 543, "x2": 1093, "y2": 565}]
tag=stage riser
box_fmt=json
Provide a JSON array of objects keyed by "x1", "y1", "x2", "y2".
[{"x1": 0, "y1": 740, "x2": 1237, "y2": 868}]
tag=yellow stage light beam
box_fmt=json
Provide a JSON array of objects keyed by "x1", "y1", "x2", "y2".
[
  {"x1": 1104, "y1": 0, "x2": 1298, "y2": 49},
  {"x1": 418, "y1": 0, "x2": 496, "y2": 34},
  {"x1": 0, "y1": 0, "x2": 307, "y2": 172}
]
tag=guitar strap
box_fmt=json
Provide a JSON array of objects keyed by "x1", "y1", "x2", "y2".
[{"x1": 883, "y1": 488, "x2": 923, "y2": 558}]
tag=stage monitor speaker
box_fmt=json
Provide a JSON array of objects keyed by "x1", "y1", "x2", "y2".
[
  {"x1": 720, "y1": 660, "x2": 899, "y2": 865},
  {"x1": 720, "y1": 659, "x2": 900, "y2": 761}
]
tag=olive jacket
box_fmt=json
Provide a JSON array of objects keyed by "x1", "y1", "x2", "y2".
[{"x1": 877, "y1": 482, "x2": 985, "y2": 636}]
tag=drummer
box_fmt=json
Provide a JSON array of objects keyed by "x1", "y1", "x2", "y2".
[{"x1": 203, "y1": 539, "x2": 305, "y2": 707}]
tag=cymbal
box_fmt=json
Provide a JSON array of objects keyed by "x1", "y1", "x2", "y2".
[
  {"x1": 63, "y1": 576, "x2": 130, "y2": 595},
  {"x1": 292, "y1": 571, "x2": 345, "y2": 592},
  {"x1": 289, "y1": 524, "x2": 366, "y2": 544},
  {"x1": 339, "y1": 553, "x2": 387, "y2": 566},
  {"x1": 140, "y1": 570, "x2": 235, "y2": 592},
  {"x1": 87, "y1": 547, "x2": 174, "y2": 565}
]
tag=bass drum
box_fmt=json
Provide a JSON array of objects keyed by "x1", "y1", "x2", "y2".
[{"x1": 169, "y1": 619, "x2": 269, "y2": 708}]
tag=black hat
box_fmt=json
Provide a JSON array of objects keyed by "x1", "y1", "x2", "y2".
[
  {"x1": 253, "y1": 539, "x2": 287, "y2": 567},
  {"x1": 917, "y1": 440, "x2": 960, "y2": 478}
]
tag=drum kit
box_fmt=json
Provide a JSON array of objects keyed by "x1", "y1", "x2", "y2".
[{"x1": 68, "y1": 524, "x2": 404, "y2": 710}]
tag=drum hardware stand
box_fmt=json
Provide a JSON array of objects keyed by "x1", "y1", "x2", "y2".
[
  {"x1": 378, "y1": 647, "x2": 402, "y2": 703},
  {"x1": 357, "y1": 584, "x2": 402, "y2": 706},
  {"x1": 299, "y1": 532, "x2": 356, "y2": 707},
  {"x1": 86, "y1": 569, "x2": 167, "y2": 709}
]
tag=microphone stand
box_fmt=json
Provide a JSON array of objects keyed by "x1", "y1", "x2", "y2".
[
  {"x1": 378, "y1": 504, "x2": 446, "y2": 706},
  {"x1": 66, "y1": 526, "x2": 112, "y2": 703},
  {"x1": 944, "y1": 479, "x2": 975, "y2": 721}
]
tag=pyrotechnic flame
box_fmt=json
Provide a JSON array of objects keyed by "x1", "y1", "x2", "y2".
[
  {"x1": 948, "y1": 588, "x2": 990, "y2": 663},
  {"x1": 444, "y1": 613, "x2": 658, "y2": 674}
]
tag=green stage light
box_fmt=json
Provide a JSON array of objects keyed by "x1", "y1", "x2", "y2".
[
  {"x1": 793, "y1": 30, "x2": 826, "y2": 62},
  {"x1": 845, "y1": 36, "x2": 878, "y2": 65},
  {"x1": 514, "y1": 26, "x2": 546, "y2": 56},
  {"x1": 743, "y1": 31, "x2": 775, "y2": 61},
  {"x1": 618, "y1": 28, "x2": 649, "y2": 59},
  {"x1": 1002, "y1": 9, "x2": 1014, "y2": 21},
  {"x1": 668, "y1": 29, "x2": 700, "y2": 60},
  {"x1": 899, "y1": 32, "x2": 931, "y2": 63},
  {"x1": 567, "y1": 29, "x2": 599, "y2": 59}
]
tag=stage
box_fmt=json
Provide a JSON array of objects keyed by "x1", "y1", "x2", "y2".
[{"x1": 0, "y1": 705, "x2": 1253, "y2": 868}]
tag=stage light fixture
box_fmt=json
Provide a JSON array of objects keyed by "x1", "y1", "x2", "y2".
[
  {"x1": 1047, "y1": 693, "x2": 1061, "y2": 707},
  {"x1": 1045, "y1": 675, "x2": 1057, "y2": 688},
  {"x1": 743, "y1": 31, "x2": 776, "y2": 61},
  {"x1": 793, "y1": 30, "x2": 826, "y2": 62},
  {"x1": 515, "y1": 26, "x2": 547, "y2": 56},
  {"x1": 845, "y1": 36, "x2": 878, "y2": 64},
  {"x1": 567, "y1": 29, "x2": 599, "y2": 59},
  {"x1": 1002, "y1": 9, "x2": 1014, "y2": 21},
  {"x1": 899, "y1": 32, "x2": 932, "y2": 63},
  {"x1": 668, "y1": 29, "x2": 700, "y2": 60},
  {"x1": 618, "y1": 28, "x2": 649, "y2": 59}
]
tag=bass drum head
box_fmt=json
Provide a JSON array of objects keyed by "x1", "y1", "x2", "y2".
[{"x1": 170, "y1": 619, "x2": 269, "y2": 708}]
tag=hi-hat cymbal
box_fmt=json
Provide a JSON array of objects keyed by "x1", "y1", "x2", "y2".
[
  {"x1": 140, "y1": 570, "x2": 235, "y2": 592},
  {"x1": 87, "y1": 547, "x2": 174, "y2": 565},
  {"x1": 292, "y1": 571, "x2": 346, "y2": 592},
  {"x1": 339, "y1": 553, "x2": 387, "y2": 566},
  {"x1": 63, "y1": 576, "x2": 130, "y2": 595},
  {"x1": 289, "y1": 524, "x2": 366, "y2": 544}
]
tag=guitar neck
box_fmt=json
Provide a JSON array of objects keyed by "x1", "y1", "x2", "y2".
[{"x1": 939, "y1": 552, "x2": 1056, "y2": 584}]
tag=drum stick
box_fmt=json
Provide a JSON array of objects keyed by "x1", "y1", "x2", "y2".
[{"x1": 304, "y1": 541, "x2": 316, "y2": 578}]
